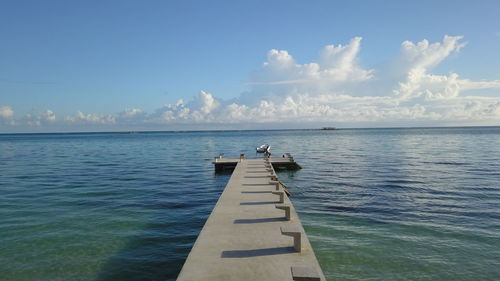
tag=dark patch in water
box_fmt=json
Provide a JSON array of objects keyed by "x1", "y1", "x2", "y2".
[
  {"x1": 385, "y1": 179, "x2": 425, "y2": 185},
  {"x1": 96, "y1": 212, "x2": 207, "y2": 281},
  {"x1": 424, "y1": 161, "x2": 469, "y2": 166}
]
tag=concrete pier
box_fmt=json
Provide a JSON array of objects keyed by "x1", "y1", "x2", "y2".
[
  {"x1": 177, "y1": 158, "x2": 325, "y2": 281},
  {"x1": 213, "y1": 154, "x2": 302, "y2": 172}
]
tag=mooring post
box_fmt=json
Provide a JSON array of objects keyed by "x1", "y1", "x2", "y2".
[
  {"x1": 291, "y1": 266, "x2": 321, "y2": 281},
  {"x1": 281, "y1": 226, "x2": 302, "y2": 252},
  {"x1": 270, "y1": 180, "x2": 280, "y2": 190},
  {"x1": 268, "y1": 175, "x2": 278, "y2": 181},
  {"x1": 272, "y1": 191, "x2": 284, "y2": 203},
  {"x1": 275, "y1": 204, "x2": 291, "y2": 220}
]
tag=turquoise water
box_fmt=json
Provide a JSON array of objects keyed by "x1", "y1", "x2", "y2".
[{"x1": 1, "y1": 128, "x2": 499, "y2": 280}]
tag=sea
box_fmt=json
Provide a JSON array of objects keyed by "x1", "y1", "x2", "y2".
[{"x1": 1, "y1": 127, "x2": 499, "y2": 281}]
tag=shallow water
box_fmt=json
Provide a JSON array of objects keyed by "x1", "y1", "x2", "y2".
[{"x1": 1, "y1": 128, "x2": 499, "y2": 280}]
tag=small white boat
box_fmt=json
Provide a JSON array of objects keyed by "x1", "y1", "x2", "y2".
[{"x1": 256, "y1": 144, "x2": 270, "y2": 153}]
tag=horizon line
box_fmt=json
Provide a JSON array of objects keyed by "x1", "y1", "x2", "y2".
[{"x1": 1, "y1": 125, "x2": 499, "y2": 135}]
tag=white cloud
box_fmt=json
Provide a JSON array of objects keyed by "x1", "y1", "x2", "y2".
[
  {"x1": 152, "y1": 91, "x2": 220, "y2": 123},
  {"x1": 0, "y1": 106, "x2": 14, "y2": 118},
  {"x1": 64, "y1": 111, "x2": 116, "y2": 125},
  {"x1": 391, "y1": 36, "x2": 500, "y2": 112},
  {"x1": 2, "y1": 35, "x2": 499, "y2": 132},
  {"x1": 319, "y1": 37, "x2": 373, "y2": 82},
  {"x1": 121, "y1": 108, "x2": 143, "y2": 118},
  {"x1": 197, "y1": 90, "x2": 219, "y2": 115},
  {"x1": 0, "y1": 106, "x2": 15, "y2": 125},
  {"x1": 394, "y1": 35, "x2": 468, "y2": 100},
  {"x1": 19, "y1": 109, "x2": 56, "y2": 127},
  {"x1": 401, "y1": 36, "x2": 466, "y2": 71},
  {"x1": 232, "y1": 35, "x2": 499, "y2": 125},
  {"x1": 41, "y1": 109, "x2": 56, "y2": 122},
  {"x1": 248, "y1": 37, "x2": 373, "y2": 102},
  {"x1": 258, "y1": 37, "x2": 373, "y2": 84}
]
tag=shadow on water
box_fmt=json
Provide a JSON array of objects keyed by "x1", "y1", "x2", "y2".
[
  {"x1": 95, "y1": 213, "x2": 206, "y2": 281},
  {"x1": 96, "y1": 222, "x2": 203, "y2": 281},
  {"x1": 94, "y1": 171, "x2": 230, "y2": 281}
]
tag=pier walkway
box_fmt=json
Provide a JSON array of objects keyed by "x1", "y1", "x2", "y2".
[
  {"x1": 177, "y1": 157, "x2": 325, "y2": 281},
  {"x1": 213, "y1": 153, "x2": 302, "y2": 172}
]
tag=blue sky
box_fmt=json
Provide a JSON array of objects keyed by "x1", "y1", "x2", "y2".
[{"x1": 1, "y1": 0, "x2": 500, "y2": 132}]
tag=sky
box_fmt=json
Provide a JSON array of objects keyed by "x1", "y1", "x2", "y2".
[{"x1": 1, "y1": 0, "x2": 500, "y2": 132}]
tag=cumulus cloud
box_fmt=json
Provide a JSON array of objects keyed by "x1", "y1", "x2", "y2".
[
  {"x1": 254, "y1": 37, "x2": 372, "y2": 85},
  {"x1": 0, "y1": 106, "x2": 15, "y2": 126},
  {"x1": 16, "y1": 109, "x2": 55, "y2": 127},
  {"x1": 41, "y1": 110, "x2": 56, "y2": 122},
  {"x1": 120, "y1": 108, "x2": 143, "y2": 118},
  {"x1": 388, "y1": 36, "x2": 500, "y2": 124},
  {"x1": 319, "y1": 37, "x2": 373, "y2": 82},
  {"x1": 152, "y1": 91, "x2": 220, "y2": 123},
  {"x1": 235, "y1": 35, "x2": 499, "y2": 124},
  {"x1": 246, "y1": 37, "x2": 373, "y2": 104},
  {"x1": 0, "y1": 106, "x2": 14, "y2": 119},
  {"x1": 2, "y1": 35, "x2": 499, "y2": 132},
  {"x1": 64, "y1": 111, "x2": 116, "y2": 125},
  {"x1": 394, "y1": 35, "x2": 468, "y2": 100}
]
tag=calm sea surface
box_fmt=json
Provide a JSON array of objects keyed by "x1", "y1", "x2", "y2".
[{"x1": 1, "y1": 127, "x2": 499, "y2": 281}]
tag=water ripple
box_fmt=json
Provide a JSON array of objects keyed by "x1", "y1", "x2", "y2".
[{"x1": 1, "y1": 128, "x2": 500, "y2": 280}]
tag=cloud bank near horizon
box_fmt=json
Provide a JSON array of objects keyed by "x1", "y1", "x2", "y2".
[{"x1": 2, "y1": 35, "x2": 500, "y2": 131}]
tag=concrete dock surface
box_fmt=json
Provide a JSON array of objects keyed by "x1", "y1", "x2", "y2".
[
  {"x1": 213, "y1": 155, "x2": 302, "y2": 172},
  {"x1": 177, "y1": 158, "x2": 325, "y2": 281}
]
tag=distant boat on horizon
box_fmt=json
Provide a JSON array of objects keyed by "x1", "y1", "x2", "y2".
[{"x1": 321, "y1": 127, "x2": 337, "y2": 130}]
